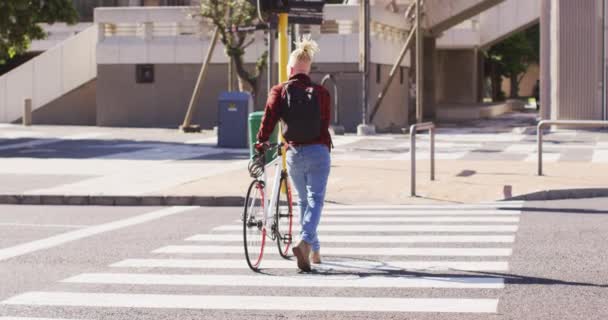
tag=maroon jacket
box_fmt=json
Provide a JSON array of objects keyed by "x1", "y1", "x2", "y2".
[{"x1": 256, "y1": 73, "x2": 332, "y2": 150}]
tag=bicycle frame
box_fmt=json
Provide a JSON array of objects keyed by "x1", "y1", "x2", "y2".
[{"x1": 257, "y1": 146, "x2": 286, "y2": 238}]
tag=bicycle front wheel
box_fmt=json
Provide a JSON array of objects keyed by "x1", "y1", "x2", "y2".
[
  {"x1": 276, "y1": 175, "x2": 293, "y2": 259},
  {"x1": 243, "y1": 180, "x2": 266, "y2": 271}
]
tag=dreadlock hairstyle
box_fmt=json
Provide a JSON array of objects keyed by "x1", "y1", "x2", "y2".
[{"x1": 288, "y1": 35, "x2": 320, "y2": 70}]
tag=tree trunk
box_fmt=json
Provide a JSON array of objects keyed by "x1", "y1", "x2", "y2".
[
  {"x1": 509, "y1": 74, "x2": 519, "y2": 98},
  {"x1": 490, "y1": 63, "x2": 502, "y2": 101}
]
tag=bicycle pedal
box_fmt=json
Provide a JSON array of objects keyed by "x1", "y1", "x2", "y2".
[
  {"x1": 278, "y1": 213, "x2": 292, "y2": 218},
  {"x1": 282, "y1": 234, "x2": 292, "y2": 243}
]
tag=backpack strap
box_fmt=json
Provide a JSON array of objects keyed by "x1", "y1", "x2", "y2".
[{"x1": 279, "y1": 80, "x2": 298, "y2": 114}]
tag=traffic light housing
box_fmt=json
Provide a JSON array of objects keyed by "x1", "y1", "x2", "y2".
[{"x1": 247, "y1": 0, "x2": 290, "y2": 13}]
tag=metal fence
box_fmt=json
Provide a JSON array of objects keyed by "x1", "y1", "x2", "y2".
[{"x1": 410, "y1": 122, "x2": 436, "y2": 197}]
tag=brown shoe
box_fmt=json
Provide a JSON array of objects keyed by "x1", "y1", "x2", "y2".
[
  {"x1": 310, "y1": 251, "x2": 321, "y2": 264},
  {"x1": 292, "y1": 240, "x2": 312, "y2": 272}
]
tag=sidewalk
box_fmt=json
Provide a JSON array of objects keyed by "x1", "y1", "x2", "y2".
[
  {"x1": 0, "y1": 113, "x2": 606, "y2": 206},
  {"x1": 163, "y1": 159, "x2": 608, "y2": 205}
]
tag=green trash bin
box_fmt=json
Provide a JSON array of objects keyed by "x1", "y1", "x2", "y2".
[{"x1": 248, "y1": 111, "x2": 279, "y2": 162}]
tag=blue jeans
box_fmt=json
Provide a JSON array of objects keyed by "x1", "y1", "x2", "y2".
[{"x1": 286, "y1": 144, "x2": 331, "y2": 252}]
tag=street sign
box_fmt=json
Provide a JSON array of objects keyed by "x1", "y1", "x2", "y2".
[
  {"x1": 248, "y1": 0, "x2": 326, "y2": 25},
  {"x1": 225, "y1": 23, "x2": 269, "y2": 33},
  {"x1": 288, "y1": 0, "x2": 325, "y2": 25}
]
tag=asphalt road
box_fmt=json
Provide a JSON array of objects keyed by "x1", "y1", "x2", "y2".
[{"x1": 0, "y1": 199, "x2": 606, "y2": 319}]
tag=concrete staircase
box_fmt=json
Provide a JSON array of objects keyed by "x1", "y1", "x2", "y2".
[{"x1": 0, "y1": 25, "x2": 97, "y2": 123}]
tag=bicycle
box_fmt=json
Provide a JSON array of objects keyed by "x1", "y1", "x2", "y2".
[{"x1": 243, "y1": 143, "x2": 294, "y2": 271}]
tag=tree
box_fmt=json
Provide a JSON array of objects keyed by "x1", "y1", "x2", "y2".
[
  {"x1": 199, "y1": 0, "x2": 268, "y2": 98},
  {"x1": 486, "y1": 24, "x2": 539, "y2": 99},
  {"x1": 0, "y1": 0, "x2": 78, "y2": 64}
]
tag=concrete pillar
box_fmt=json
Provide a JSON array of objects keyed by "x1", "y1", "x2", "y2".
[
  {"x1": 544, "y1": 0, "x2": 603, "y2": 120},
  {"x1": 435, "y1": 49, "x2": 478, "y2": 105},
  {"x1": 540, "y1": 0, "x2": 551, "y2": 120},
  {"x1": 423, "y1": 36, "x2": 436, "y2": 120},
  {"x1": 604, "y1": 0, "x2": 608, "y2": 120},
  {"x1": 477, "y1": 48, "x2": 485, "y2": 102}
]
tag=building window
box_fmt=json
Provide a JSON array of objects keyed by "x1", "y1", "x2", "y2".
[
  {"x1": 376, "y1": 64, "x2": 381, "y2": 84},
  {"x1": 136, "y1": 64, "x2": 155, "y2": 83}
]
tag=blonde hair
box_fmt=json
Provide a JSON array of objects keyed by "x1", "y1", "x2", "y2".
[{"x1": 288, "y1": 35, "x2": 320, "y2": 70}]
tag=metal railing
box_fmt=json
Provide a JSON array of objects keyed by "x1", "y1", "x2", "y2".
[
  {"x1": 537, "y1": 120, "x2": 608, "y2": 176},
  {"x1": 410, "y1": 122, "x2": 436, "y2": 196}
]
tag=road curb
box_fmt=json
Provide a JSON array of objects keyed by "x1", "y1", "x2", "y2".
[
  {"x1": 0, "y1": 195, "x2": 245, "y2": 207},
  {"x1": 505, "y1": 188, "x2": 608, "y2": 201}
]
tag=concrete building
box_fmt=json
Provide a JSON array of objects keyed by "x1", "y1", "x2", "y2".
[{"x1": 0, "y1": 0, "x2": 606, "y2": 132}]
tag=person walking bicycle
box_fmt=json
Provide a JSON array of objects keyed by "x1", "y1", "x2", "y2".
[{"x1": 255, "y1": 36, "x2": 331, "y2": 272}]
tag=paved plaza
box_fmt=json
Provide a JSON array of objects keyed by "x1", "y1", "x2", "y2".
[{"x1": 0, "y1": 113, "x2": 606, "y2": 204}]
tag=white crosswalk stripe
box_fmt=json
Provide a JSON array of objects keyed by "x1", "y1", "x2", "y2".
[
  {"x1": 215, "y1": 224, "x2": 518, "y2": 232},
  {"x1": 0, "y1": 318, "x2": 87, "y2": 320},
  {"x1": 316, "y1": 216, "x2": 521, "y2": 222},
  {"x1": 63, "y1": 273, "x2": 504, "y2": 289},
  {"x1": 153, "y1": 245, "x2": 512, "y2": 256},
  {"x1": 0, "y1": 204, "x2": 520, "y2": 316},
  {"x1": 234, "y1": 216, "x2": 520, "y2": 223},
  {"x1": 185, "y1": 234, "x2": 516, "y2": 243},
  {"x1": 313, "y1": 209, "x2": 521, "y2": 216},
  {"x1": 111, "y1": 258, "x2": 510, "y2": 271},
  {"x1": 1, "y1": 292, "x2": 499, "y2": 313}
]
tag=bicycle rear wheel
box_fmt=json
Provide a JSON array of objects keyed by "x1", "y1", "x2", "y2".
[
  {"x1": 243, "y1": 180, "x2": 266, "y2": 271},
  {"x1": 275, "y1": 175, "x2": 293, "y2": 259}
]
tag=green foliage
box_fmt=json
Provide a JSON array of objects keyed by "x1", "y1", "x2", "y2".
[
  {"x1": 0, "y1": 0, "x2": 78, "y2": 64},
  {"x1": 486, "y1": 24, "x2": 539, "y2": 98},
  {"x1": 199, "y1": 0, "x2": 267, "y2": 96}
]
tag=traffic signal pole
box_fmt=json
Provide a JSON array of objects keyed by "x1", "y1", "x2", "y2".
[
  {"x1": 278, "y1": 13, "x2": 289, "y2": 176},
  {"x1": 278, "y1": 13, "x2": 289, "y2": 83}
]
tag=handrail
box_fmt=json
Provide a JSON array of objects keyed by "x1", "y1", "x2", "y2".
[
  {"x1": 537, "y1": 120, "x2": 608, "y2": 176},
  {"x1": 321, "y1": 74, "x2": 339, "y2": 125},
  {"x1": 410, "y1": 122, "x2": 436, "y2": 196}
]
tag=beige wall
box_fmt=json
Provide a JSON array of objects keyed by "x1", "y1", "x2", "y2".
[
  {"x1": 96, "y1": 63, "x2": 410, "y2": 132},
  {"x1": 32, "y1": 80, "x2": 97, "y2": 125},
  {"x1": 436, "y1": 49, "x2": 478, "y2": 105},
  {"x1": 11, "y1": 80, "x2": 97, "y2": 126},
  {"x1": 501, "y1": 63, "x2": 540, "y2": 97}
]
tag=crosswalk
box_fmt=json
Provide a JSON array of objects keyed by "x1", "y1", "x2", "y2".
[{"x1": 1, "y1": 203, "x2": 523, "y2": 318}]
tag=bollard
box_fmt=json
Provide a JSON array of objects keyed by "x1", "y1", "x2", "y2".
[
  {"x1": 23, "y1": 99, "x2": 32, "y2": 126},
  {"x1": 410, "y1": 122, "x2": 436, "y2": 196}
]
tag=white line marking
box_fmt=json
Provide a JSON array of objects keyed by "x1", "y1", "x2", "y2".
[
  {"x1": 524, "y1": 153, "x2": 560, "y2": 162},
  {"x1": 0, "y1": 139, "x2": 60, "y2": 151},
  {"x1": 0, "y1": 133, "x2": 109, "y2": 151},
  {"x1": 0, "y1": 206, "x2": 196, "y2": 262},
  {"x1": 592, "y1": 149, "x2": 608, "y2": 163},
  {"x1": 239, "y1": 216, "x2": 521, "y2": 223},
  {"x1": 185, "y1": 137, "x2": 217, "y2": 145},
  {"x1": 323, "y1": 203, "x2": 523, "y2": 210},
  {"x1": 319, "y1": 210, "x2": 521, "y2": 216},
  {"x1": 185, "y1": 234, "x2": 515, "y2": 243},
  {"x1": 153, "y1": 245, "x2": 512, "y2": 256},
  {"x1": 214, "y1": 224, "x2": 518, "y2": 233},
  {"x1": 1, "y1": 292, "x2": 499, "y2": 313},
  {"x1": 111, "y1": 258, "x2": 510, "y2": 272},
  {"x1": 0, "y1": 318, "x2": 86, "y2": 320},
  {"x1": 0, "y1": 223, "x2": 85, "y2": 229},
  {"x1": 63, "y1": 273, "x2": 504, "y2": 289},
  {"x1": 63, "y1": 132, "x2": 109, "y2": 140}
]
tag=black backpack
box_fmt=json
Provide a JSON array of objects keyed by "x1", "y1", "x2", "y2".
[{"x1": 279, "y1": 81, "x2": 321, "y2": 143}]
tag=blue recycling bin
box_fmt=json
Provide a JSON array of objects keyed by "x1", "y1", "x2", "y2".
[{"x1": 217, "y1": 92, "x2": 253, "y2": 148}]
